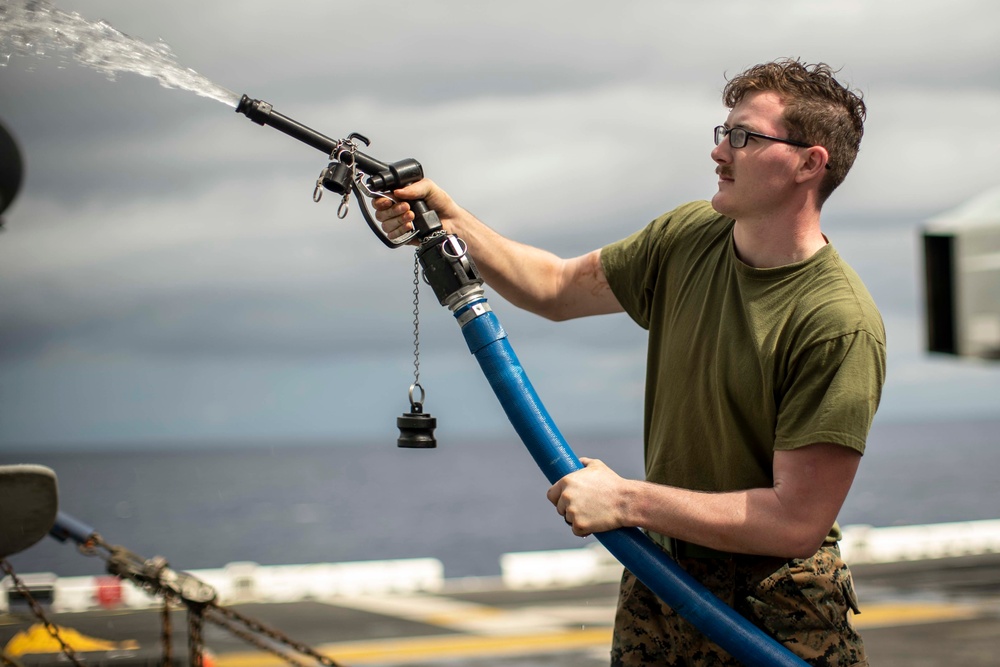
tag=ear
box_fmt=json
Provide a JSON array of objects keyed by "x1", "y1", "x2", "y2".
[{"x1": 795, "y1": 145, "x2": 830, "y2": 184}]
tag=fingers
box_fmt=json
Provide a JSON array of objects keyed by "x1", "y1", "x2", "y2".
[
  {"x1": 547, "y1": 474, "x2": 591, "y2": 538},
  {"x1": 545, "y1": 480, "x2": 563, "y2": 507},
  {"x1": 546, "y1": 457, "x2": 618, "y2": 538},
  {"x1": 373, "y1": 198, "x2": 414, "y2": 240},
  {"x1": 393, "y1": 179, "x2": 436, "y2": 201},
  {"x1": 373, "y1": 178, "x2": 439, "y2": 239},
  {"x1": 563, "y1": 512, "x2": 592, "y2": 538},
  {"x1": 373, "y1": 178, "x2": 461, "y2": 242},
  {"x1": 556, "y1": 501, "x2": 592, "y2": 537}
]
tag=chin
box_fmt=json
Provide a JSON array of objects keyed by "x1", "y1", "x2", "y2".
[{"x1": 710, "y1": 192, "x2": 732, "y2": 217}]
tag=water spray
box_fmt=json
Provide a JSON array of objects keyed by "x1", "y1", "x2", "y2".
[{"x1": 0, "y1": 0, "x2": 239, "y2": 107}]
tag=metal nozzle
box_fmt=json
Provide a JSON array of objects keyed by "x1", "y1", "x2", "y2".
[
  {"x1": 236, "y1": 94, "x2": 272, "y2": 126},
  {"x1": 235, "y1": 93, "x2": 339, "y2": 155}
]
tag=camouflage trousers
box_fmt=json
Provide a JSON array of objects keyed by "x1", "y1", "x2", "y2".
[{"x1": 610, "y1": 544, "x2": 867, "y2": 666}]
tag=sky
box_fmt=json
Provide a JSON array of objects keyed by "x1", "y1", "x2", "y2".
[{"x1": 0, "y1": 0, "x2": 999, "y2": 451}]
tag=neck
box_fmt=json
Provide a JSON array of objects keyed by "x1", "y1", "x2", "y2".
[{"x1": 732, "y1": 202, "x2": 826, "y2": 269}]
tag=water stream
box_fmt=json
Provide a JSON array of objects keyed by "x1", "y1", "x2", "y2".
[{"x1": 0, "y1": 0, "x2": 239, "y2": 108}]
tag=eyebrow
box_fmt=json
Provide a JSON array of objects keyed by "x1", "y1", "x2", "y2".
[{"x1": 725, "y1": 122, "x2": 763, "y2": 134}]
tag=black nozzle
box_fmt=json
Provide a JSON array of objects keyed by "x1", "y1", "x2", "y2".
[
  {"x1": 235, "y1": 95, "x2": 426, "y2": 199},
  {"x1": 236, "y1": 93, "x2": 340, "y2": 155},
  {"x1": 236, "y1": 94, "x2": 272, "y2": 126}
]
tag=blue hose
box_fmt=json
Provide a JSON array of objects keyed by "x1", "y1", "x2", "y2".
[{"x1": 456, "y1": 299, "x2": 810, "y2": 667}]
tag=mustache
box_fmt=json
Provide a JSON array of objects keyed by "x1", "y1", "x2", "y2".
[{"x1": 716, "y1": 166, "x2": 734, "y2": 179}]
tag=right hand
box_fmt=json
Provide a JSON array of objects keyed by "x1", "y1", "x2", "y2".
[{"x1": 372, "y1": 178, "x2": 461, "y2": 241}]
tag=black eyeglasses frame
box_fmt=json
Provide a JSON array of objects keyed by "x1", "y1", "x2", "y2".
[
  {"x1": 714, "y1": 125, "x2": 813, "y2": 149},
  {"x1": 713, "y1": 125, "x2": 832, "y2": 170}
]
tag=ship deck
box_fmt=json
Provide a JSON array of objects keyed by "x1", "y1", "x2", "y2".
[{"x1": 3, "y1": 553, "x2": 999, "y2": 666}]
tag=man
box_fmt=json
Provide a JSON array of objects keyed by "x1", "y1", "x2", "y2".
[{"x1": 375, "y1": 59, "x2": 884, "y2": 667}]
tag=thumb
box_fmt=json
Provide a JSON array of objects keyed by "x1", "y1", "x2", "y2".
[{"x1": 395, "y1": 178, "x2": 460, "y2": 218}]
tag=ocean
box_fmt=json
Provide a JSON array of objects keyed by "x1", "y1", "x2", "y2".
[{"x1": 2, "y1": 416, "x2": 998, "y2": 580}]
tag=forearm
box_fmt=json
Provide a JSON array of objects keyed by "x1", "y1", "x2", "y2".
[
  {"x1": 622, "y1": 481, "x2": 828, "y2": 559},
  {"x1": 377, "y1": 180, "x2": 621, "y2": 321},
  {"x1": 552, "y1": 447, "x2": 858, "y2": 559},
  {"x1": 443, "y1": 208, "x2": 577, "y2": 320}
]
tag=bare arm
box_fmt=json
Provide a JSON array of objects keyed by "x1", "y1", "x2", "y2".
[
  {"x1": 374, "y1": 179, "x2": 623, "y2": 321},
  {"x1": 548, "y1": 443, "x2": 861, "y2": 559}
]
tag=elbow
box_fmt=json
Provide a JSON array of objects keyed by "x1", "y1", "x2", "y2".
[
  {"x1": 524, "y1": 298, "x2": 580, "y2": 322},
  {"x1": 542, "y1": 307, "x2": 576, "y2": 323},
  {"x1": 787, "y1": 540, "x2": 826, "y2": 561},
  {"x1": 514, "y1": 301, "x2": 569, "y2": 322},
  {"x1": 782, "y1": 527, "x2": 831, "y2": 560}
]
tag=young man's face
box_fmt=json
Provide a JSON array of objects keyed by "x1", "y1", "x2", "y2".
[{"x1": 710, "y1": 90, "x2": 805, "y2": 221}]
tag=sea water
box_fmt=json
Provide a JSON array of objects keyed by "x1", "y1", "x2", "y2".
[
  {"x1": 2, "y1": 417, "x2": 999, "y2": 579},
  {"x1": 0, "y1": 0, "x2": 239, "y2": 108}
]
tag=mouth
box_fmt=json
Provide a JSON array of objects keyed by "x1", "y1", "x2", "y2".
[{"x1": 716, "y1": 167, "x2": 734, "y2": 185}]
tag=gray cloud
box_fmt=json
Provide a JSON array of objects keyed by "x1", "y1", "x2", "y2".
[{"x1": 1, "y1": 0, "x2": 999, "y2": 445}]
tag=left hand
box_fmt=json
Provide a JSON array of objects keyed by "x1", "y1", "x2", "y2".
[{"x1": 546, "y1": 457, "x2": 631, "y2": 537}]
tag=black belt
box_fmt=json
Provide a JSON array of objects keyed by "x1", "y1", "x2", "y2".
[{"x1": 646, "y1": 530, "x2": 734, "y2": 560}]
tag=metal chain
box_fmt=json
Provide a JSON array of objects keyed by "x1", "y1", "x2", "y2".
[
  {"x1": 161, "y1": 595, "x2": 174, "y2": 666},
  {"x1": 204, "y1": 609, "x2": 312, "y2": 667},
  {"x1": 205, "y1": 603, "x2": 345, "y2": 667},
  {"x1": 4, "y1": 541, "x2": 346, "y2": 666},
  {"x1": 410, "y1": 249, "x2": 422, "y2": 397},
  {"x1": 188, "y1": 605, "x2": 205, "y2": 667},
  {"x1": 0, "y1": 560, "x2": 85, "y2": 666}
]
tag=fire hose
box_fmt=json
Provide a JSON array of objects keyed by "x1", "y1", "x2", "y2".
[{"x1": 233, "y1": 95, "x2": 811, "y2": 667}]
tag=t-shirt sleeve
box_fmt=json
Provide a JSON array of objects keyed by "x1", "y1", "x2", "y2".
[
  {"x1": 600, "y1": 201, "x2": 715, "y2": 330},
  {"x1": 774, "y1": 329, "x2": 887, "y2": 454},
  {"x1": 600, "y1": 223, "x2": 658, "y2": 330}
]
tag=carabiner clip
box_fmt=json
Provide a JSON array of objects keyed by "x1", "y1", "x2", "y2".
[{"x1": 313, "y1": 166, "x2": 327, "y2": 203}]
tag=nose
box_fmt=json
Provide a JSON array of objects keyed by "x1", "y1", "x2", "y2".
[{"x1": 711, "y1": 138, "x2": 731, "y2": 165}]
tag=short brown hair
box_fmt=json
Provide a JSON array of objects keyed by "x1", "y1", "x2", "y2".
[{"x1": 723, "y1": 58, "x2": 866, "y2": 202}]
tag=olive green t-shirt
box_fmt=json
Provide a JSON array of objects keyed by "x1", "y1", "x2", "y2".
[{"x1": 601, "y1": 201, "x2": 886, "y2": 543}]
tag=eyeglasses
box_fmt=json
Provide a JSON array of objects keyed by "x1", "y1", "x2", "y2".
[
  {"x1": 713, "y1": 125, "x2": 831, "y2": 170},
  {"x1": 714, "y1": 125, "x2": 812, "y2": 149}
]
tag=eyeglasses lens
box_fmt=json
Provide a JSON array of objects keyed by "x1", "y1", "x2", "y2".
[{"x1": 714, "y1": 126, "x2": 748, "y2": 148}]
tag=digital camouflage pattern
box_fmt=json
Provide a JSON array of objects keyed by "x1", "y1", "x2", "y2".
[{"x1": 610, "y1": 545, "x2": 867, "y2": 666}]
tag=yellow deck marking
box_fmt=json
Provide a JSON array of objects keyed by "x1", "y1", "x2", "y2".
[
  {"x1": 852, "y1": 601, "x2": 980, "y2": 628},
  {"x1": 325, "y1": 593, "x2": 611, "y2": 635},
  {"x1": 213, "y1": 627, "x2": 613, "y2": 666},
  {"x1": 207, "y1": 600, "x2": 984, "y2": 666}
]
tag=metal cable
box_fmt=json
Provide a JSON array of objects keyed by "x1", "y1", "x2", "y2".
[{"x1": 0, "y1": 560, "x2": 85, "y2": 666}]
